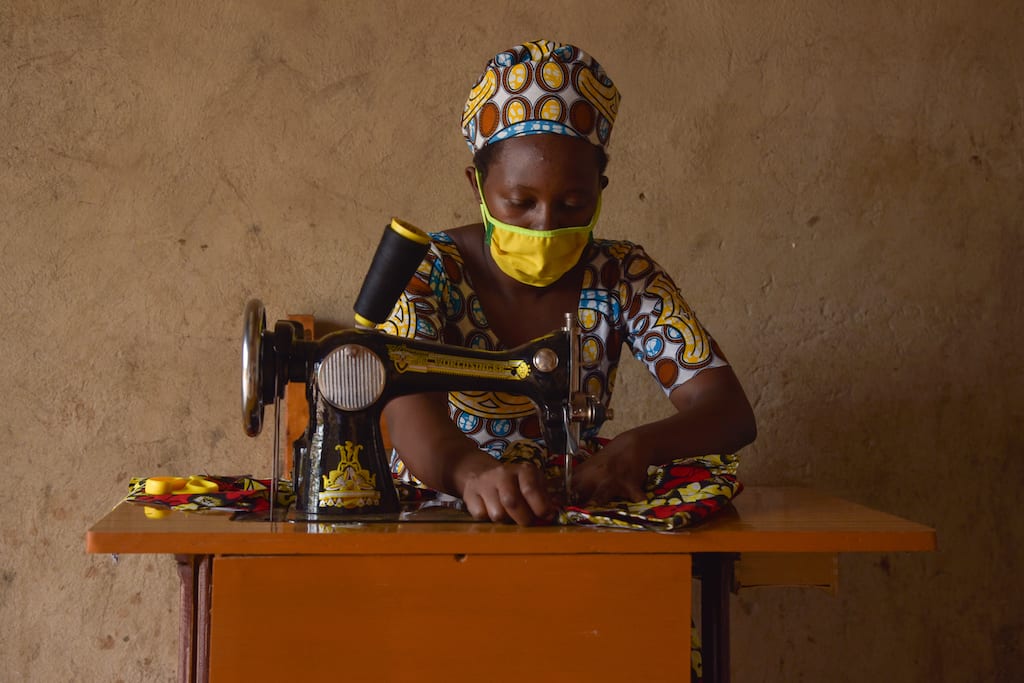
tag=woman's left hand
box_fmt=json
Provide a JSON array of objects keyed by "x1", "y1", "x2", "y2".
[
  {"x1": 569, "y1": 431, "x2": 649, "y2": 505},
  {"x1": 569, "y1": 365, "x2": 757, "y2": 507}
]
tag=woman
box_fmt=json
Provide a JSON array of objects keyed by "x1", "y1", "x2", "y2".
[{"x1": 381, "y1": 39, "x2": 756, "y2": 527}]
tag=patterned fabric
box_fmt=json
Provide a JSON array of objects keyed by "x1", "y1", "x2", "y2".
[
  {"x1": 462, "y1": 39, "x2": 621, "y2": 152},
  {"x1": 124, "y1": 475, "x2": 294, "y2": 513},
  {"x1": 563, "y1": 454, "x2": 741, "y2": 531},
  {"x1": 380, "y1": 232, "x2": 740, "y2": 529}
]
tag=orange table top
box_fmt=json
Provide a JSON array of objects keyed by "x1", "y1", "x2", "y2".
[{"x1": 86, "y1": 486, "x2": 936, "y2": 556}]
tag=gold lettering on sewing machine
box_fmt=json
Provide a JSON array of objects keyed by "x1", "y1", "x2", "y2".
[
  {"x1": 318, "y1": 441, "x2": 382, "y2": 509},
  {"x1": 387, "y1": 345, "x2": 530, "y2": 380}
]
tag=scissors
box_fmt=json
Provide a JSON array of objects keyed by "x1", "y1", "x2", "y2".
[
  {"x1": 142, "y1": 476, "x2": 221, "y2": 518},
  {"x1": 144, "y1": 475, "x2": 220, "y2": 495}
]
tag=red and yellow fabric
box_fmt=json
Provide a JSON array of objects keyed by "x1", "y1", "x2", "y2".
[{"x1": 123, "y1": 475, "x2": 294, "y2": 514}]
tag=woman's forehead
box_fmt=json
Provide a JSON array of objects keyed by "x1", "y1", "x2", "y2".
[{"x1": 489, "y1": 134, "x2": 602, "y2": 176}]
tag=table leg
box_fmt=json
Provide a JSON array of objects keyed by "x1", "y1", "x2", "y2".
[
  {"x1": 195, "y1": 555, "x2": 211, "y2": 683},
  {"x1": 175, "y1": 555, "x2": 195, "y2": 683},
  {"x1": 175, "y1": 554, "x2": 212, "y2": 683},
  {"x1": 695, "y1": 553, "x2": 737, "y2": 683}
]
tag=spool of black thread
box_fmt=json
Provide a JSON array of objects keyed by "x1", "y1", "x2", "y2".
[{"x1": 353, "y1": 218, "x2": 430, "y2": 328}]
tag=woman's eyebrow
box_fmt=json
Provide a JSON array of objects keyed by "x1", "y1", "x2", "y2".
[{"x1": 504, "y1": 181, "x2": 595, "y2": 194}]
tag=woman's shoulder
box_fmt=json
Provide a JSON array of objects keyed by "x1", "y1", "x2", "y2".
[
  {"x1": 592, "y1": 237, "x2": 642, "y2": 255},
  {"x1": 417, "y1": 226, "x2": 467, "y2": 265},
  {"x1": 430, "y1": 224, "x2": 490, "y2": 277},
  {"x1": 583, "y1": 237, "x2": 685, "y2": 300},
  {"x1": 407, "y1": 224, "x2": 483, "y2": 290},
  {"x1": 427, "y1": 224, "x2": 482, "y2": 253},
  {"x1": 587, "y1": 237, "x2": 659, "y2": 268}
]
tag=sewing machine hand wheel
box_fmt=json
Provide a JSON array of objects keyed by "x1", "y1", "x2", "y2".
[{"x1": 241, "y1": 299, "x2": 270, "y2": 437}]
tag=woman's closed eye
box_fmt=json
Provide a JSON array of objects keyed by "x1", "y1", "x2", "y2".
[
  {"x1": 505, "y1": 197, "x2": 534, "y2": 209},
  {"x1": 504, "y1": 197, "x2": 590, "y2": 212}
]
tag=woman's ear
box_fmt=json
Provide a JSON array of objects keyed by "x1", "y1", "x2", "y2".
[{"x1": 465, "y1": 166, "x2": 481, "y2": 201}]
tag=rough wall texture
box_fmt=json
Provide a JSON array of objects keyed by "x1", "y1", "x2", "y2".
[{"x1": 1, "y1": 1, "x2": 1021, "y2": 681}]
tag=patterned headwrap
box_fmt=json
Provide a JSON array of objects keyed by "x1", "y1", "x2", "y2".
[{"x1": 461, "y1": 39, "x2": 621, "y2": 153}]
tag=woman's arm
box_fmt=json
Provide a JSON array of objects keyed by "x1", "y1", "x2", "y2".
[
  {"x1": 571, "y1": 364, "x2": 756, "y2": 504},
  {"x1": 383, "y1": 393, "x2": 556, "y2": 525}
]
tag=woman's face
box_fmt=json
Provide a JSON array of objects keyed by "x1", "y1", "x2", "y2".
[{"x1": 474, "y1": 134, "x2": 606, "y2": 231}]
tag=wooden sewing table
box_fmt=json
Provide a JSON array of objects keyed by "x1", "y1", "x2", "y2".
[{"x1": 86, "y1": 486, "x2": 934, "y2": 683}]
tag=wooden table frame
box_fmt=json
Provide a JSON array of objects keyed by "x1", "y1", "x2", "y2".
[{"x1": 87, "y1": 487, "x2": 935, "y2": 683}]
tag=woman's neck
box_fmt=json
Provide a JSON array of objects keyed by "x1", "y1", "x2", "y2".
[{"x1": 446, "y1": 223, "x2": 585, "y2": 347}]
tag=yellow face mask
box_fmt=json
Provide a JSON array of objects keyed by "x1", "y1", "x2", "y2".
[{"x1": 478, "y1": 172, "x2": 600, "y2": 288}]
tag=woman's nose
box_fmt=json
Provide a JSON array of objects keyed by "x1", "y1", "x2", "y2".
[{"x1": 529, "y1": 203, "x2": 560, "y2": 231}]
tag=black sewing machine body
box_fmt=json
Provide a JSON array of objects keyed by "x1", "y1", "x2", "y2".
[
  {"x1": 242, "y1": 304, "x2": 600, "y2": 520},
  {"x1": 295, "y1": 326, "x2": 573, "y2": 517}
]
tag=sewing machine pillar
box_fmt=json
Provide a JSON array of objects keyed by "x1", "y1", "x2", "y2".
[{"x1": 294, "y1": 400, "x2": 398, "y2": 516}]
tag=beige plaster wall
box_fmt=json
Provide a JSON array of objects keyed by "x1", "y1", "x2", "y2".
[{"x1": 2, "y1": 1, "x2": 1021, "y2": 680}]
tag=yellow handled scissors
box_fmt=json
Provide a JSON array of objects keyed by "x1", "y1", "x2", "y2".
[
  {"x1": 142, "y1": 476, "x2": 220, "y2": 518},
  {"x1": 144, "y1": 475, "x2": 220, "y2": 495}
]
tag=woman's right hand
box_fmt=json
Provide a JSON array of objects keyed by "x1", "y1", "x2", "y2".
[
  {"x1": 456, "y1": 459, "x2": 555, "y2": 526},
  {"x1": 384, "y1": 393, "x2": 555, "y2": 526}
]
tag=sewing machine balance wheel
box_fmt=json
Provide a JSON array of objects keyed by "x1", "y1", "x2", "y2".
[{"x1": 241, "y1": 298, "x2": 268, "y2": 437}]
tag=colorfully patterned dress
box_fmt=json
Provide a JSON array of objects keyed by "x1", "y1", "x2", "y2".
[{"x1": 380, "y1": 232, "x2": 742, "y2": 533}]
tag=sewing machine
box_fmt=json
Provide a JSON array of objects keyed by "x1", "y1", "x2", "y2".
[{"x1": 240, "y1": 219, "x2": 609, "y2": 519}]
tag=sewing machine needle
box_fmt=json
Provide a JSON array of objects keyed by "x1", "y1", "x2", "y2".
[
  {"x1": 271, "y1": 389, "x2": 281, "y2": 523},
  {"x1": 565, "y1": 450, "x2": 573, "y2": 504}
]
